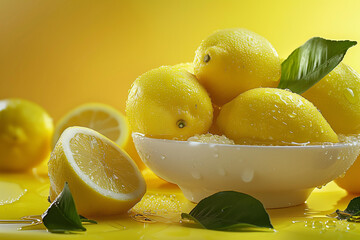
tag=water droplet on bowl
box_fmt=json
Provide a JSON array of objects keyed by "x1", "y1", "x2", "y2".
[
  {"x1": 338, "y1": 172, "x2": 346, "y2": 178},
  {"x1": 241, "y1": 169, "x2": 254, "y2": 183},
  {"x1": 191, "y1": 171, "x2": 202, "y2": 180}
]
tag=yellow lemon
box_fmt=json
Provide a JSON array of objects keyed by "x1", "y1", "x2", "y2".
[
  {"x1": 52, "y1": 103, "x2": 129, "y2": 148},
  {"x1": 194, "y1": 28, "x2": 281, "y2": 106},
  {"x1": 172, "y1": 62, "x2": 194, "y2": 74},
  {"x1": 302, "y1": 62, "x2": 360, "y2": 134},
  {"x1": 126, "y1": 66, "x2": 213, "y2": 140},
  {"x1": 48, "y1": 127, "x2": 146, "y2": 216},
  {"x1": 0, "y1": 99, "x2": 53, "y2": 171},
  {"x1": 217, "y1": 88, "x2": 338, "y2": 145},
  {"x1": 335, "y1": 154, "x2": 360, "y2": 193}
]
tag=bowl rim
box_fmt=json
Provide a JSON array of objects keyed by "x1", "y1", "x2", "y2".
[{"x1": 132, "y1": 132, "x2": 360, "y2": 149}]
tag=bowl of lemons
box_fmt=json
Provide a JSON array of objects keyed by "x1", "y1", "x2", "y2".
[
  {"x1": 133, "y1": 133, "x2": 360, "y2": 208},
  {"x1": 127, "y1": 28, "x2": 360, "y2": 208}
]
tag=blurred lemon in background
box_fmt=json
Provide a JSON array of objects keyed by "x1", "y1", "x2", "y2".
[
  {"x1": 48, "y1": 127, "x2": 146, "y2": 216},
  {"x1": 302, "y1": 62, "x2": 360, "y2": 134},
  {"x1": 50, "y1": 103, "x2": 147, "y2": 169},
  {"x1": 217, "y1": 88, "x2": 339, "y2": 145},
  {"x1": 193, "y1": 28, "x2": 281, "y2": 106},
  {"x1": 126, "y1": 66, "x2": 213, "y2": 140},
  {"x1": 52, "y1": 103, "x2": 129, "y2": 148},
  {"x1": 0, "y1": 99, "x2": 53, "y2": 171}
]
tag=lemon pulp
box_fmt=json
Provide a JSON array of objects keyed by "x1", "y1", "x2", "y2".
[{"x1": 70, "y1": 133, "x2": 139, "y2": 194}]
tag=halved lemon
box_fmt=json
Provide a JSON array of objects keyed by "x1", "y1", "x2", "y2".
[
  {"x1": 52, "y1": 103, "x2": 129, "y2": 149},
  {"x1": 48, "y1": 127, "x2": 146, "y2": 216}
]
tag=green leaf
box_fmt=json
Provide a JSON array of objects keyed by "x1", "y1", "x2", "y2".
[
  {"x1": 181, "y1": 191, "x2": 273, "y2": 231},
  {"x1": 42, "y1": 182, "x2": 86, "y2": 233},
  {"x1": 79, "y1": 215, "x2": 97, "y2": 224},
  {"x1": 278, "y1": 37, "x2": 357, "y2": 94},
  {"x1": 332, "y1": 196, "x2": 360, "y2": 222},
  {"x1": 345, "y1": 196, "x2": 360, "y2": 216}
]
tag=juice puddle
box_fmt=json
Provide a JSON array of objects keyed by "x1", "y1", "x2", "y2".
[{"x1": 0, "y1": 181, "x2": 27, "y2": 205}]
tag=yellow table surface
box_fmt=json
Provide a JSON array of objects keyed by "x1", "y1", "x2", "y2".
[{"x1": 0, "y1": 165, "x2": 360, "y2": 240}]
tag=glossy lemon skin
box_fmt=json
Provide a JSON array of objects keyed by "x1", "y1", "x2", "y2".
[
  {"x1": 126, "y1": 66, "x2": 213, "y2": 140},
  {"x1": 194, "y1": 28, "x2": 281, "y2": 106},
  {"x1": 0, "y1": 99, "x2": 53, "y2": 172},
  {"x1": 172, "y1": 62, "x2": 194, "y2": 74},
  {"x1": 302, "y1": 62, "x2": 360, "y2": 134},
  {"x1": 335, "y1": 154, "x2": 360, "y2": 193},
  {"x1": 217, "y1": 88, "x2": 338, "y2": 145}
]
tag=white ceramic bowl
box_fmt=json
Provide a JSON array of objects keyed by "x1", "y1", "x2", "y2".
[{"x1": 133, "y1": 133, "x2": 360, "y2": 208}]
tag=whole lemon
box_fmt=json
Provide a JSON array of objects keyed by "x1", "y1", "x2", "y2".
[
  {"x1": 302, "y1": 62, "x2": 360, "y2": 134},
  {"x1": 335, "y1": 154, "x2": 360, "y2": 193},
  {"x1": 126, "y1": 66, "x2": 213, "y2": 140},
  {"x1": 217, "y1": 88, "x2": 338, "y2": 145},
  {"x1": 0, "y1": 99, "x2": 53, "y2": 171},
  {"x1": 172, "y1": 62, "x2": 194, "y2": 74},
  {"x1": 194, "y1": 28, "x2": 281, "y2": 106}
]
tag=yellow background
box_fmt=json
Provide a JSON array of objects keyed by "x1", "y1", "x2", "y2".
[{"x1": 1, "y1": 0, "x2": 360, "y2": 120}]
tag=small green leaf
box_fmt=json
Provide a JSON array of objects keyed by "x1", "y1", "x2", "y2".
[
  {"x1": 344, "y1": 196, "x2": 360, "y2": 216},
  {"x1": 332, "y1": 196, "x2": 360, "y2": 222},
  {"x1": 42, "y1": 182, "x2": 86, "y2": 233},
  {"x1": 181, "y1": 191, "x2": 273, "y2": 231},
  {"x1": 278, "y1": 37, "x2": 357, "y2": 94},
  {"x1": 79, "y1": 215, "x2": 97, "y2": 224}
]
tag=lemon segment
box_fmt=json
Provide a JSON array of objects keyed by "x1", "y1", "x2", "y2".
[
  {"x1": 48, "y1": 127, "x2": 146, "y2": 216},
  {"x1": 217, "y1": 88, "x2": 339, "y2": 145},
  {"x1": 0, "y1": 99, "x2": 53, "y2": 171},
  {"x1": 52, "y1": 103, "x2": 129, "y2": 149},
  {"x1": 194, "y1": 28, "x2": 281, "y2": 106}
]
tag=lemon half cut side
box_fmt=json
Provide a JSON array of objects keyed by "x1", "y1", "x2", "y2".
[{"x1": 48, "y1": 127, "x2": 146, "y2": 216}]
